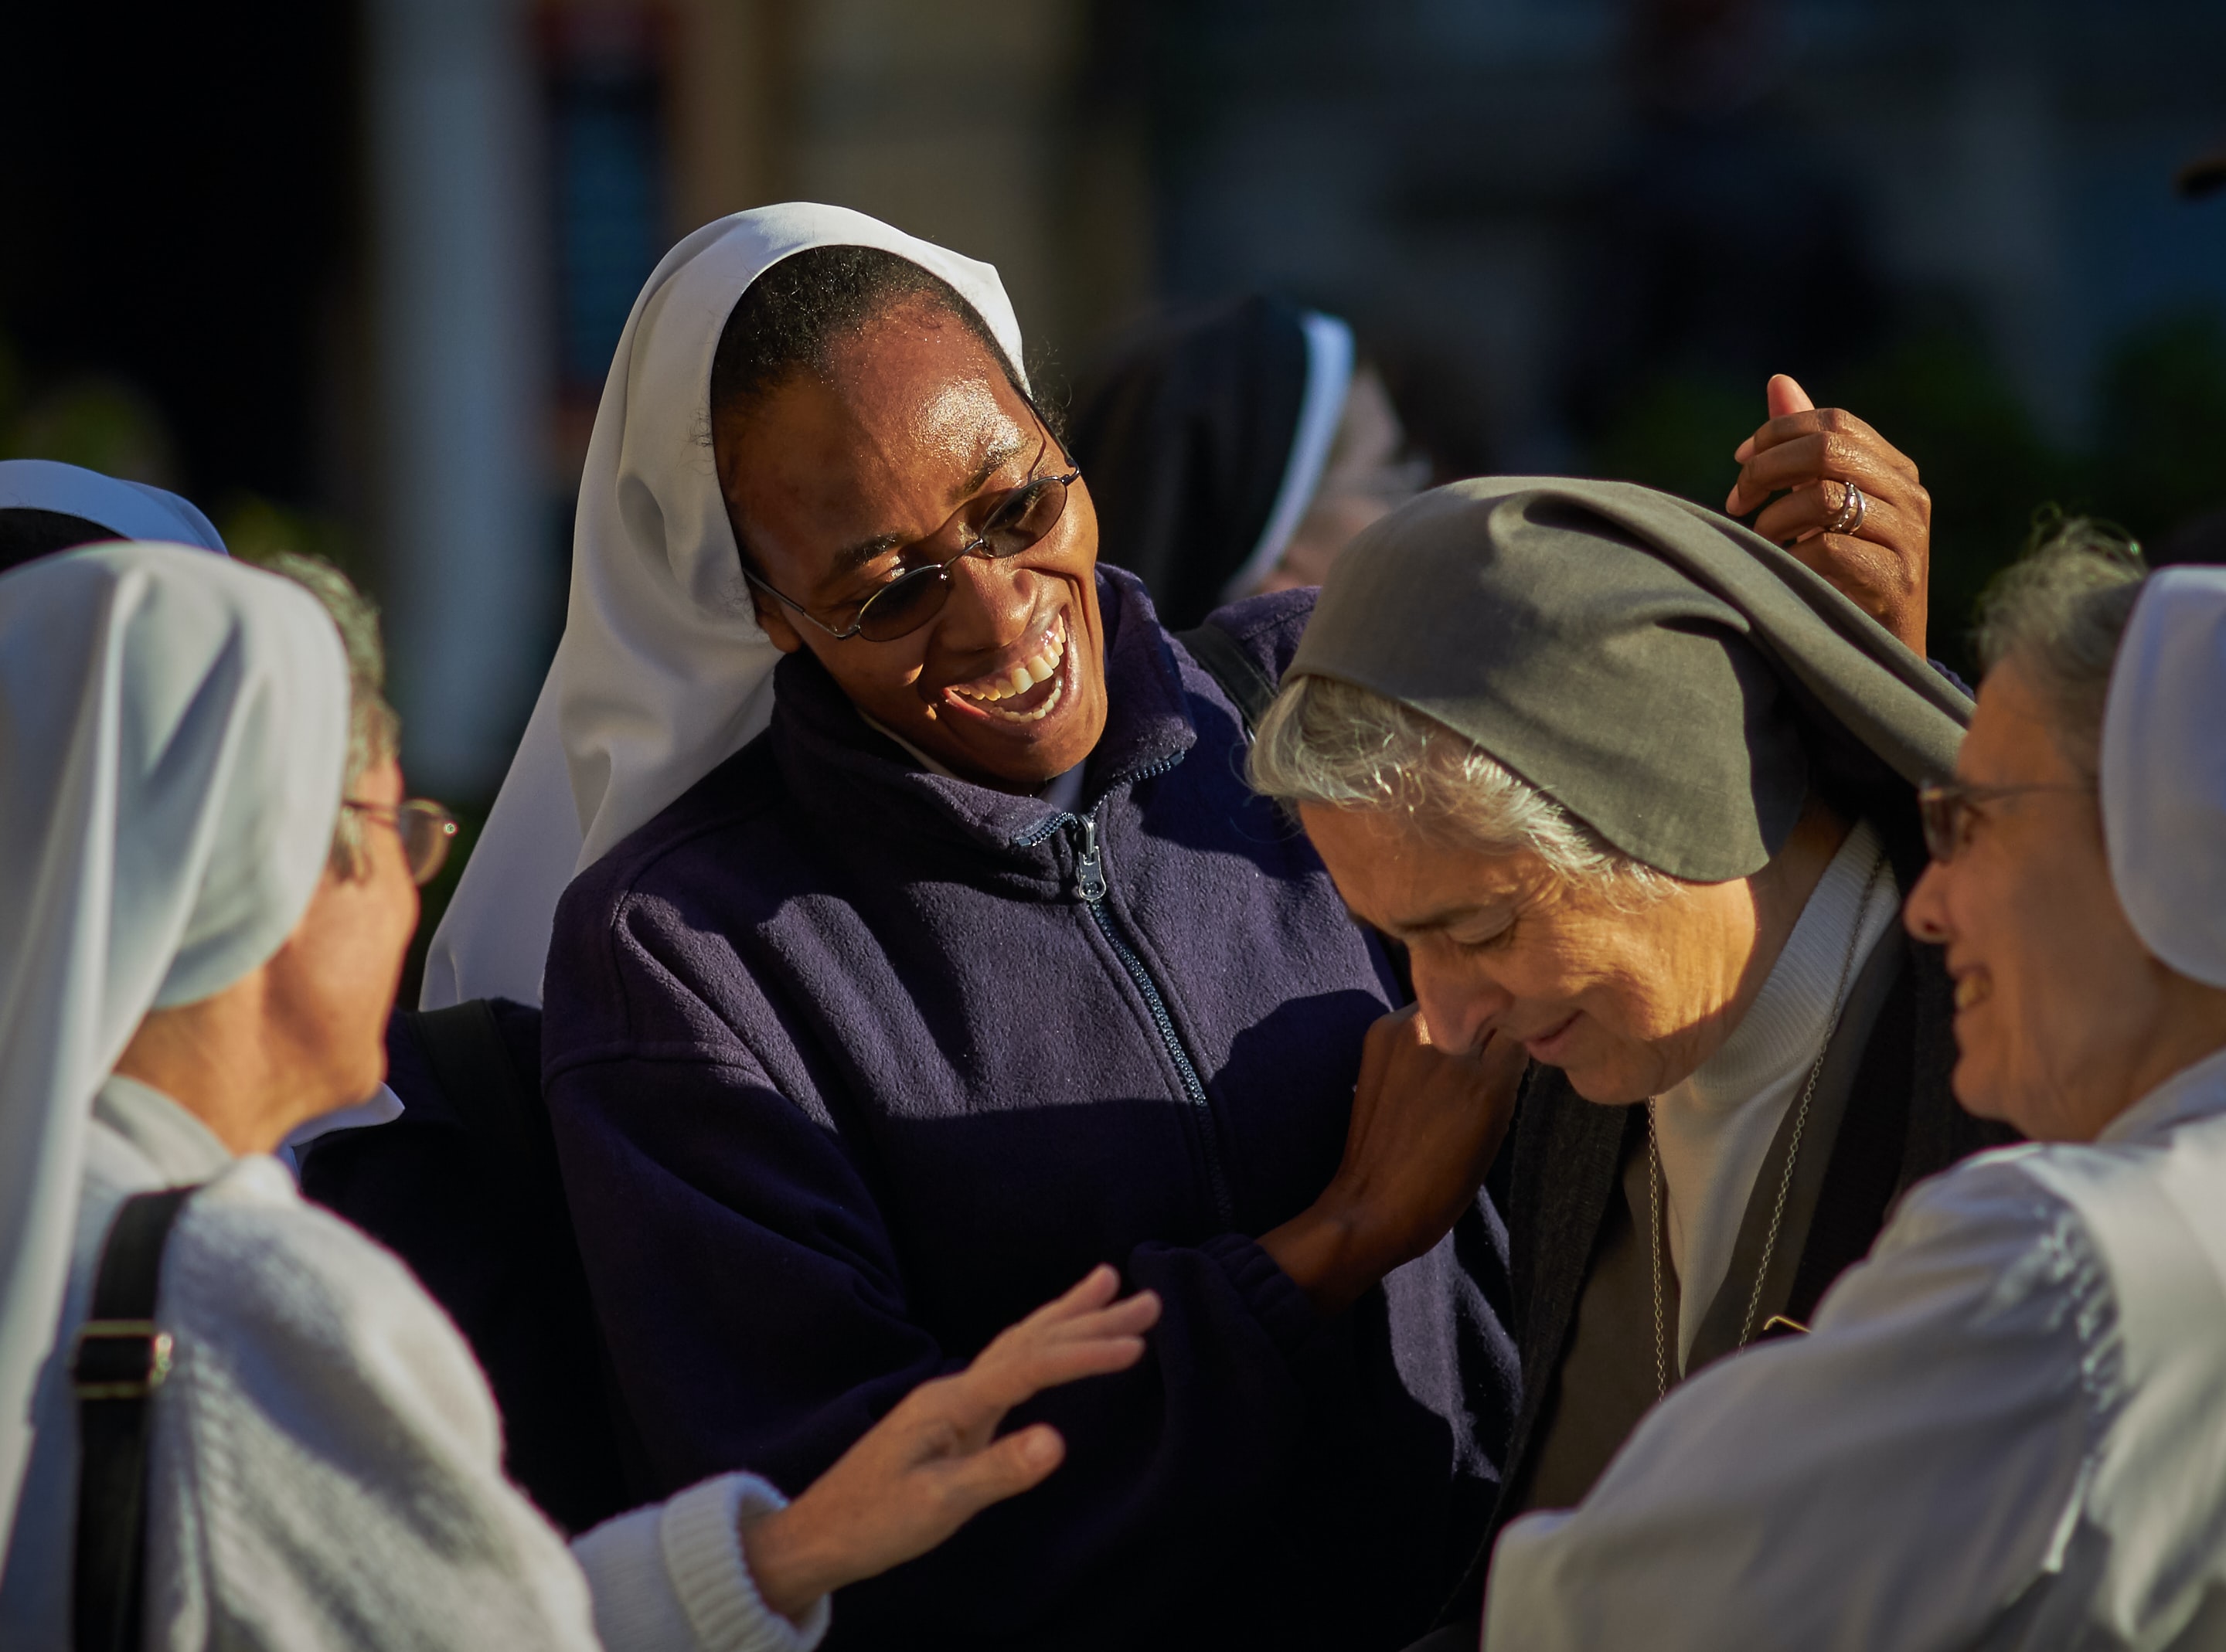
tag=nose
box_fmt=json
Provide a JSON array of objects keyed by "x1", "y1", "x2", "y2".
[
  {"x1": 1904, "y1": 860, "x2": 1952, "y2": 944},
  {"x1": 1411, "y1": 953, "x2": 1513, "y2": 1059},
  {"x1": 937, "y1": 547, "x2": 1040, "y2": 653}
]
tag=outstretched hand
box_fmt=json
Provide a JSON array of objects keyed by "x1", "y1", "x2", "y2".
[
  {"x1": 738, "y1": 1265, "x2": 1162, "y2": 1622},
  {"x1": 1261, "y1": 1004, "x2": 1527, "y2": 1317},
  {"x1": 1725, "y1": 373, "x2": 1932, "y2": 656}
]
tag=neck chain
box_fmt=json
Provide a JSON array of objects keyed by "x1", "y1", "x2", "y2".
[{"x1": 1646, "y1": 849, "x2": 1888, "y2": 1399}]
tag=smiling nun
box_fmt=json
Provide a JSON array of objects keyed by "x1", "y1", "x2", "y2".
[
  {"x1": 425, "y1": 205, "x2": 1527, "y2": 1651},
  {"x1": 1473, "y1": 540, "x2": 2226, "y2": 1648},
  {"x1": 1248, "y1": 476, "x2": 2019, "y2": 1636}
]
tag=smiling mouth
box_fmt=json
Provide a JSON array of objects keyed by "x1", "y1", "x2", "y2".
[
  {"x1": 946, "y1": 612, "x2": 1068, "y2": 725},
  {"x1": 1953, "y1": 970, "x2": 1992, "y2": 1011},
  {"x1": 1522, "y1": 1011, "x2": 1581, "y2": 1061}
]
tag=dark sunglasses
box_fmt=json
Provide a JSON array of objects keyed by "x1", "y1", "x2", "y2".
[
  {"x1": 1917, "y1": 779, "x2": 2090, "y2": 864},
  {"x1": 342, "y1": 797, "x2": 460, "y2": 885},
  {"x1": 744, "y1": 465, "x2": 1081, "y2": 644}
]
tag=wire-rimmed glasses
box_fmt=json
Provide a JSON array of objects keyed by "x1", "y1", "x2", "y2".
[
  {"x1": 342, "y1": 797, "x2": 460, "y2": 885},
  {"x1": 1917, "y1": 779, "x2": 2090, "y2": 864},
  {"x1": 742, "y1": 463, "x2": 1082, "y2": 644}
]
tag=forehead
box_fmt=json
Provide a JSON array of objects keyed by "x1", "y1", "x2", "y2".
[
  {"x1": 1962, "y1": 661, "x2": 2078, "y2": 785},
  {"x1": 721, "y1": 310, "x2": 1031, "y2": 537},
  {"x1": 1299, "y1": 803, "x2": 1532, "y2": 918}
]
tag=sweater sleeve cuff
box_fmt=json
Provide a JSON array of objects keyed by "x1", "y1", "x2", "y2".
[
  {"x1": 1200, "y1": 1232, "x2": 1333, "y2": 1374},
  {"x1": 573, "y1": 1475, "x2": 829, "y2": 1652},
  {"x1": 662, "y1": 1474, "x2": 832, "y2": 1652}
]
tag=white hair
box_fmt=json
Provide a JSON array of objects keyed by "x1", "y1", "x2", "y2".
[
  {"x1": 1973, "y1": 518, "x2": 2147, "y2": 784},
  {"x1": 1248, "y1": 674, "x2": 1669, "y2": 906}
]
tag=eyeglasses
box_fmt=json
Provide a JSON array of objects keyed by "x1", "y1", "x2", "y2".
[
  {"x1": 743, "y1": 464, "x2": 1082, "y2": 644},
  {"x1": 1917, "y1": 779, "x2": 2090, "y2": 864},
  {"x1": 342, "y1": 797, "x2": 460, "y2": 885}
]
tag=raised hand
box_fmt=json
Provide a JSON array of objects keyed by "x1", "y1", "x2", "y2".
[
  {"x1": 1261, "y1": 1004, "x2": 1527, "y2": 1317},
  {"x1": 1725, "y1": 373, "x2": 1932, "y2": 656},
  {"x1": 738, "y1": 1265, "x2": 1162, "y2": 1620}
]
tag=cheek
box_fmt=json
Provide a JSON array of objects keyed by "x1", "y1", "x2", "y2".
[
  {"x1": 1968, "y1": 844, "x2": 2151, "y2": 1076},
  {"x1": 815, "y1": 636, "x2": 928, "y2": 711},
  {"x1": 322, "y1": 879, "x2": 416, "y2": 1038}
]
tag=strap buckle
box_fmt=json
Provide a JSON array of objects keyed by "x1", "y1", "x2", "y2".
[{"x1": 70, "y1": 1320, "x2": 174, "y2": 1400}]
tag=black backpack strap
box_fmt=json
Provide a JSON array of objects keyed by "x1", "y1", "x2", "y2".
[
  {"x1": 73, "y1": 1184, "x2": 199, "y2": 1652},
  {"x1": 1174, "y1": 620, "x2": 1281, "y2": 739},
  {"x1": 407, "y1": 999, "x2": 543, "y2": 1171}
]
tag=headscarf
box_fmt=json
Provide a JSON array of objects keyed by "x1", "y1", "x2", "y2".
[
  {"x1": 0, "y1": 542, "x2": 348, "y2": 1543},
  {"x1": 2102, "y1": 566, "x2": 2226, "y2": 987},
  {"x1": 1288, "y1": 477, "x2": 1972, "y2": 881},
  {"x1": 0, "y1": 459, "x2": 228, "y2": 557},
  {"x1": 1069, "y1": 296, "x2": 1354, "y2": 631},
  {"x1": 423, "y1": 204, "x2": 1026, "y2": 1008}
]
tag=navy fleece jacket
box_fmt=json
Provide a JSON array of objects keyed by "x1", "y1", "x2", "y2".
[{"x1": 540, "y1": 570, "x2": 1518, "y2": 1650}]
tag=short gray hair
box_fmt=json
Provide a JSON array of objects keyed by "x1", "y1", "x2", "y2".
[
  {"x1": 1973, "y1": 518, "x2": 2147, "y2": 784},
  {"x1": 250, "y1": 551, "x2": 402, "y2": 878},
  {"x1": 1249, "y1": 675, "x2": 1667, "y2": 904}
]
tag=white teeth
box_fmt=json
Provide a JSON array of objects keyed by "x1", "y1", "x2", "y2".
[
  {"x1": 1954, "y1": 974, "x2": 1989, "y2": 1011},
  {"x1": 953, "y1": 615, "x2": 1067, "y2": 708},
  {"x1": 986, "y1": 675, "x2": 1064, "y2": 723}
]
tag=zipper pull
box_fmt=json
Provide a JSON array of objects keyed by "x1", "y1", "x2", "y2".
[{"x1": 1072, "y1": 813, "x2": 1107, "y2": 903}]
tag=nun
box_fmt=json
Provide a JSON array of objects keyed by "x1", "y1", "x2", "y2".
[
  {"x1": 1066, "y1": 296, "x2": 1429, "y2": 630},
  {"x1": 0, "y1": 457, "x2": 228, "y2": 568},
  {"x1": 1247, "y1": 476, "x2": 2015, "y2": 1635},
  {"x1": 0, "y1": 542, "x2": 1157, "y2": 1650},
  {"x1": 425, "y1": 205, "x2": 1527, "y2": 1650},
  {"x1": 1476, "y1": 536, "x2": 2226, "y2": 1648}
]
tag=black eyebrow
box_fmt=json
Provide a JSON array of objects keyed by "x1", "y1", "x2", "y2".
[
  {"x1": 954, "y1": 434, "x2": 1026, "y2": 507},
  {"x1": 820, "y1": 434, "x2": 1031, "y2": 585},
  {"x1": 826, "y1": 531, "x2": 909, "y2": 580}
]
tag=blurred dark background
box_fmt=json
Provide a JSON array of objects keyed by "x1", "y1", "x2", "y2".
[{"x1": 5, "y1": 0, "x2": 2222, "y2": 981}]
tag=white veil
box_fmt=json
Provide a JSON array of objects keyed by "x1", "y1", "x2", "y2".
[
  {"x1": 2102, "y1": 565, "x2": 2226, "y2": 988},
  {"x1": 0, "y1": 542, "x2": 347, "y2": 1546},
  {"x1": 0, "y1": 459, "x2": 228, "y2": 553},
  {"x1": 423, "y1": 204, "x2": 1025, "y2": 1008}
]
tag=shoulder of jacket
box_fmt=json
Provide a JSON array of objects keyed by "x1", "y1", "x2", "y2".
[
  {"x1": 1199, "y1": 586, "x2": 1319, "y2": 678},
  {"x1": 558, "y1": 739, "x2": 790, "y2": 916}
]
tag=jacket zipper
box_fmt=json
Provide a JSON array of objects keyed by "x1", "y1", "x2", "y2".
[{"x1": 1068, "y1": 808, "x2": 1237, "y2": 1230}]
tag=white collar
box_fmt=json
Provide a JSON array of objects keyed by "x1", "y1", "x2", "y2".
[
  {"x1": 2097, "y1": 1043, "x2": 2226, "y2": 1147},
  {"x1": 1668, "y1": 818, "x2": 1895, "y2": 1117},
  {"x1": 94, "y1": 1074, "x2": 237, "y2": 1184}
]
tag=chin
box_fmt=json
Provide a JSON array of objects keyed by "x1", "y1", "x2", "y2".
[
  {"x1": 1949, "y1": 1054, "x2": 2009, "y2": 1123},
  {"x1": 1558, "y1": 1053, "x2": 1655, "y2": 1107}
]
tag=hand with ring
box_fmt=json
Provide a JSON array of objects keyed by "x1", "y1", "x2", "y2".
[{"x1": 1724, "y1": 373, "x2": 1932, "y2": 657}]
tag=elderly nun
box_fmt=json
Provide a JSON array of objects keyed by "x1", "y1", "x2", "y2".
[
  {"x1": 0, "y1": 542, "x2": 1156, "y2": 1650},
  {"x1": 1470, "y1": 535, "x2": 2226, "y2": 1647},
  {"x1": 1248, "y1": 476, "x2": 2017, "y2": 1634}
]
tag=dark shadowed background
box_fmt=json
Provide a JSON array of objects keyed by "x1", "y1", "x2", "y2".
[{"x1": 5, "y1": 0, "x2": 2222, "y2": 991}]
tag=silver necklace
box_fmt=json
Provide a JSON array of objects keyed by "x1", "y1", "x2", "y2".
[{"x1": 1646, "y1": 850, "x2": 1887, "y2": 1398}]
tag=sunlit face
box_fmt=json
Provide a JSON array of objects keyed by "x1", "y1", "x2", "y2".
[
  {"x1": 716, "y1": 296, "x2": 1108, "y2": 791},
  {"x1": 1299, "y1": 804, "x2": 1787, "y2": 1103},
  {"x1": 1901, "y1": 661, "x2": 2166, "y2": 1140},
  {"x1": 265, "y1": 756, "x2": 419, "y2": 1114}
]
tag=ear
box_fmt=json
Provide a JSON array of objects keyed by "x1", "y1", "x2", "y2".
[{"x1": 750, "y1": 588, "x2": 808, "y2": 654}]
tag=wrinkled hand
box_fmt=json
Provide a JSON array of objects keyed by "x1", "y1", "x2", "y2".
[
  {"x1": 739, "y1": 1266, "x2": 1161, "y2": 1622},
  {"x1": 1261, "y1": 1005, "x2": 1527, "y2": 1317},
  {"x1": 1725, "y1": 373, "x2": 1932, "y2": 656}
]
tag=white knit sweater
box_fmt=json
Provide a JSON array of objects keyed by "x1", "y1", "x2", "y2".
[{"x1": 0, "y1": 1077, "x2": 830, "y2": 1651}]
